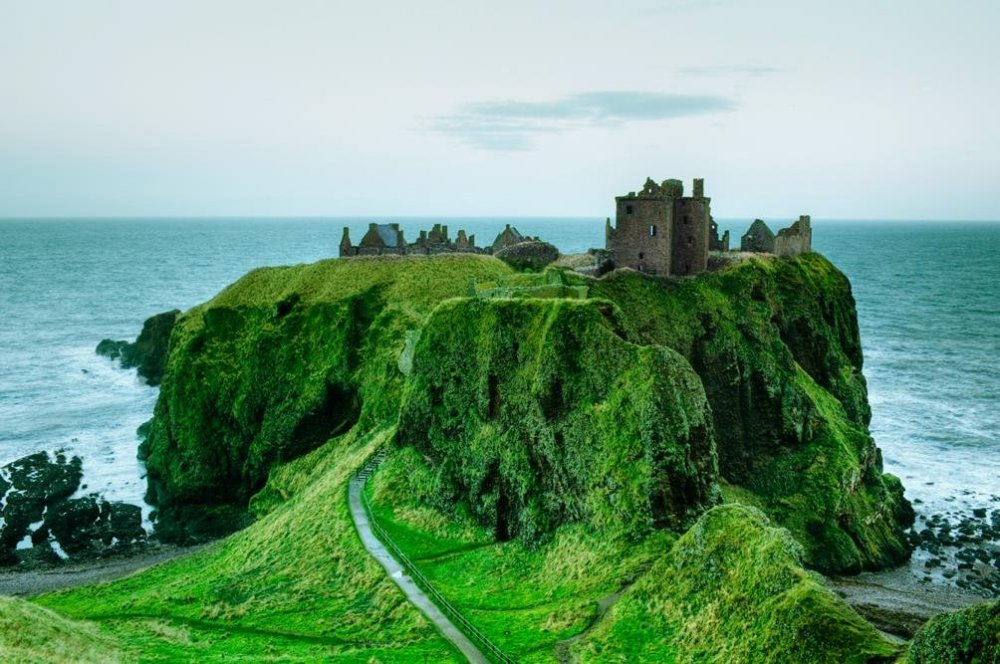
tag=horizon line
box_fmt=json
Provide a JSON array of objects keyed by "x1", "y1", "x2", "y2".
[{"x1": 2, "y1": 215, "x2": 1000, "y2": 224}]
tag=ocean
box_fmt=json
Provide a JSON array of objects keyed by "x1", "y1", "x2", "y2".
[{"x1": 1, "y1": 218, "x2": 998, "y2": 580}]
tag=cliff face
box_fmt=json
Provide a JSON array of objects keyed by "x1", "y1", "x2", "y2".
[
  {"x1": 397, "y1": 298, "x2": 718, "y2": 542},
  {"x1": 591, "y1": 253, "x2": 913, "y2": 572},
  {"x1": 142, "y1": 256, "x2": 512, "y2": 541},
  {"x1": 142, "y1": 252, "x2": 912, "y2": 574}
]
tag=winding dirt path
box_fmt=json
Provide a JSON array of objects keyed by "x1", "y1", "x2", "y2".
[{"x1": 348, "y1": 470, "x2": 488, "y2": 664}]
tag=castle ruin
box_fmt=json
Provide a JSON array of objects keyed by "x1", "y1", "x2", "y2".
[
  {"x1": 605, "y1": 177, "x2": 712, "y2": 276},
  {"x1": 339, "y1": 222, "x2": 538, "y2": 258},
  {"x1": 739, "y1": 216, "x2": 811, "y2": 256}
]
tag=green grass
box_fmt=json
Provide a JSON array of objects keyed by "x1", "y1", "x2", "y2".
[
  {"x1": 572, "y1": 505, "x2": 902, "y2": 663},
  {"x1": 365, "y1": 446, "x2": 675, "y2": 662},
  {"x1": 37, "y1": 428, "x2": 462, "y2": 662},
  {"x1": 0, "y1": 596, "x2": 122, "y2": 663}
]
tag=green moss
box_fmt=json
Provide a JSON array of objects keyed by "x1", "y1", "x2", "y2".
[
  {"x1": 906, "y1": 600, "x2": 1000, "y2": 663},
  {"x1": 0, "y1": 596, "x2": 122, "y2": 663},
  {"x1": 397, "y1": 296, "x2": 718, "y2": 542},
  {"x1": 144, "y1": 254, "x2": 513, "y2": 541},
  {"x1": 573, "y1": 505, "x2": 901, "y2": 663},
  {"x1": 591, "y1": 254, "x2": 913, "y2": 572}
]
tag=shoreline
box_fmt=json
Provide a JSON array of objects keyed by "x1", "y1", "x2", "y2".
[
  {"x1": 825, "y1": 566, "x2": 989, "y2": 638},
  {"x1": 0, "y1": 542, "x2": 207, "y2": 598}
]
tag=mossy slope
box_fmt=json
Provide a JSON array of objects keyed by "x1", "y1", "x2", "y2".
[
  {"x1": 142, "y1": 255, "x2": 512, "y2": 541},
  {"x1": 573, "y1": 504, "x2": 901, "y2": 663},
  {"x1": 397, "y1": 297, "x2": 718, "y2": 542},
  {"x1": 591, "y1": 254, "x2": 913, "y2": 572}
]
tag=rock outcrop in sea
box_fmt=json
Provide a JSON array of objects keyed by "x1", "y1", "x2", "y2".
[{"x1": 0, "y1": 451, "x2": 146, "y2": 566}]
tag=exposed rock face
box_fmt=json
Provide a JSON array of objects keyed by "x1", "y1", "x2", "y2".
[
  {"x1": 96, "y1": 309, "x2": 179, "y2": 386},
  {"x1": 0, "y1": 451, "x2": 146, "y2": 565},
  {"x1": 494, "y1": 240, "x2": 560, "y2": 271},
  {"x1": 397, "y1": 298, "x2": 719, "y2": 542},
  {"x1": 592, "y1": 253, "x2": 914, "y2": 573}
]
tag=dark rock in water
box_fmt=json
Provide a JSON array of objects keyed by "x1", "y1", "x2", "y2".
[
  {"x1": 973, "y1": 507, "x2": 988, "y2": 518},
  {"x1": 494, "y1": 241, "x2": 560, "y2": 271},
  {"x1": 0, "y1": 451, "x2": 83, "y2": 564},
  {"x1": 0, "y1": 450, "x2": 147, "y2": 565},
  {"x1": 44, "y1": 496, "x2": 145, "y2": 556},
  {"x1": 95, "y1": 338, "x2": 131, "y2": 360},
  {"x1": 95, "y1": 309, "x2": 179, "y2": 386}
]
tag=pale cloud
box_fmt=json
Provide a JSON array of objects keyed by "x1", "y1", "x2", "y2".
[{"x1": 428, "y1": 91, "x2": 736, "y2": 150}]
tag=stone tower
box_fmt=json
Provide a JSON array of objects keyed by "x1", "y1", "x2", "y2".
[{"x1": 606, "y1": 177, "x2": 711, "y2": 276}]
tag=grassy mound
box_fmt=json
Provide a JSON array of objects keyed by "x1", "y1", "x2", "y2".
[
  {"x1": 397, "y1": 297, "x2": 718, "y2": 542},
  {"x1": 573, "y1": 504, "x2": 901, "y2": 662},
  {"x1": 0, "y1": 596, "x2": 121, "y2": 663},
  {"x1": 906, "y1": 600, "x2": 999, "y2": 663},
  {"x1": 591, "y1": 254, "x2": 913, "y2": 572}
]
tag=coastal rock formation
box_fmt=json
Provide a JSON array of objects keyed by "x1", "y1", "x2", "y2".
[
  {"x1": 397, "y1": 298, "x2": 718, "y2": 541},
  {"x1": 96, "y1": 309, "x2": 179, "y2": 385},
  {"x1": 141, "y1": 256, "x2": 513, "y2": 542},
  {"x1": 0, "y1": 451, "x2": 146, "y2": 565},
  {"x1": 592, "y1": 253, "x2": 914, "y2": 572},
  {"x1": 141, "y1": 252, "x2": 911, "y2": 574}
]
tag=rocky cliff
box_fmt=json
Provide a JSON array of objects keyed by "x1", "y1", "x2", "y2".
[{"x1": 140, "y1": 252, "x2": 912, "y2": 574}]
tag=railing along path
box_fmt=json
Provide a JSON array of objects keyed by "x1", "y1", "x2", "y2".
[{"x1": 352, "y1": 449, "x2": 515, "y2": 664}]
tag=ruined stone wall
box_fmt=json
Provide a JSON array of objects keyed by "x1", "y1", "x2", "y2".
[
  {"x1": 774, "y1": 216, "x2": 812, "y2": 257},
  {"x1": 670, "y1": 197, "x2": 711, "y2": 276},
  {"x1": 609, "y1": 197, "x2": 674, "y2": 274}
]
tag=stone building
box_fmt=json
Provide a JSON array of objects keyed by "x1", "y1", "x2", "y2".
[
  {"x1": 739, "y1": 216, "x2": 811, "y2": 257},
  {"x1": 605, "y1": 177, "x2": 712, "y2": 276},
  {"x1": 774, "y1": 215, "x2": 812, "y2": 257},
  {"x1": 710, "y1": 217, "x2": 730, "y2": 252},
  {"x1": 740, "y1": 219, "x2": 775, "y2": 253},
  {"x1": 339, "y1": 222, "x2": 536, "y2": 258}
]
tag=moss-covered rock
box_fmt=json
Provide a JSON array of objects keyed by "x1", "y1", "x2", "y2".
[
  {"x1": 494, "y1": 240, "x2": 560, "y2": 271},
  {"x1": 397, "y1": 297, "x2": 718, "y2": 542},
  {"x1": 96, "y1": 309, "x2": 179, "y2": 386},
  {"x1": 143, "y1": 255, "x2": 513, "y2": 542},
  {"x1": 906, "y1": 600, "x2": 999, "y2": 663},
  {"x1": 574, "y1": 504, "x2": 901, "y2": 662},
  {"x1": 591, "y1": 254, "x2": 913, "y2": 573}
]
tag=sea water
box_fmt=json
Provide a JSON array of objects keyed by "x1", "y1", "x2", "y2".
[{"x1": 1, "y1": 218, "x2": 997, "y2": 576}]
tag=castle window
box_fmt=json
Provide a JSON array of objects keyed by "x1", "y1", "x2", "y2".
[
  {"x1": 639, "y1": 252, "x2": 644, "y2": 260},
  {"x1": 626, "y1": 205, "x2": 633, "y2": 214},
  {"x1": 688, "y1": 236, "x2": 694, "y2": 245},
  {"x1": 649, "y1": 225, "x2": 657, "y2": 237},
  {"x1": 684, "y1": 215, "x2": 690, "y2": 224}
]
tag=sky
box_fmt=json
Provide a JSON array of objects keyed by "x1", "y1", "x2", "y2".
[{"x1": 1, "y1": 0, "x2": 998, "y2": 220}]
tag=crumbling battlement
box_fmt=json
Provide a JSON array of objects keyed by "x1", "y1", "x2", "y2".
[
  {"x1": 739, "y1": 216, "x2": 811, "y2": 257},
  {"x1": 339, "y1": 222, "x2": 540, "y2": 258}
]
